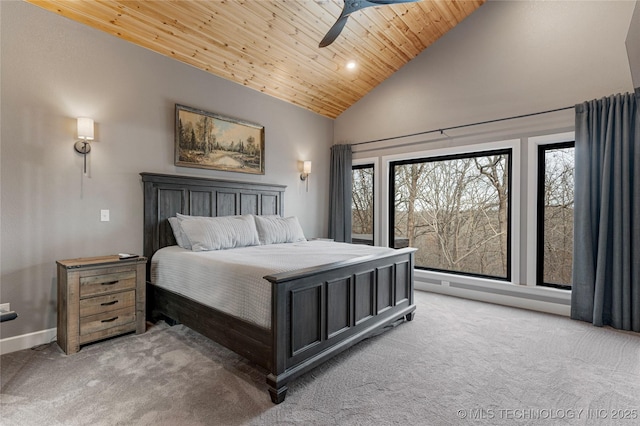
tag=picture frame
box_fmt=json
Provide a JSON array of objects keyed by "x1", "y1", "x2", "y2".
[{"x1": 175, "y1": 104, "x2": 265, "y2": 174}]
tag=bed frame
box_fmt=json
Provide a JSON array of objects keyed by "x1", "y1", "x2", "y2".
[{"x1": 141, "y1": 172, "x2": 416, "y2": 403}]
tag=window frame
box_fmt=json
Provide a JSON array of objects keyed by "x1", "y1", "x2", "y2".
[
  {"x1": 351, "y1": 163, "x2": 375, "y2": 246},
  {"x1": 526, "y1": 132, "x2": 575, "y2": 290},
  {"x1": 536, "y1": 141, "x2": 575, "y2": 290},
  {"x1": 388, "y1": 146, "x2": 514, "y2": 282},
  {"x1": 352, "y1": 157, "x2": 379, "y2": 245}
]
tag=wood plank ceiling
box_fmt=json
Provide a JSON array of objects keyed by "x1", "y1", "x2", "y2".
[{"x1": 26, "y1": 0, "x2": 485, "y2": 119}]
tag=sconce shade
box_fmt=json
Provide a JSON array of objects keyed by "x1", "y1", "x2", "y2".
[
  {"x1": 75, "y1": 117, "x2": 94, "y2": 174},
  {"x1": 77, "y1": 117, "x2": 94, "y2": 140},
  {"x1": 300, "y1": 160, "x2": 312, "y2": 191}
]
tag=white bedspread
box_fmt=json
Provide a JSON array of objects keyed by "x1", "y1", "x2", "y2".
[{"x1": 150, "y1": 240, "x2": 396, "y2": 329}]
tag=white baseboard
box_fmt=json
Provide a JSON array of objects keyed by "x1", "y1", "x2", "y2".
[
  {"x1": 0, "y1": 327, "x2": 57, "y2": 355},
  {"x1": 416, "y1": 281, "x2": 571, "y2": 317}
]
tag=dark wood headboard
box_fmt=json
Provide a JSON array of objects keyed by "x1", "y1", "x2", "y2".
[{"x1": 141, "y1": 172, "x2": 286, "y2": 264}]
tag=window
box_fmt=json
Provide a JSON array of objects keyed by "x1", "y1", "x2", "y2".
[
  {"x1": 390, "y1": 149, "x2": 512, "y2": 280},
  {"x1": 352, "y1": 164, "x2": 374, "y2": 245},
  {"x1": 537, "y1": 142, "x2": 574, "y2": 289}
]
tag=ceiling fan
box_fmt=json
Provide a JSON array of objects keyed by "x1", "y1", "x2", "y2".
[{"x1": 319, "y1": 0, "x2": 421, "y2": 48}]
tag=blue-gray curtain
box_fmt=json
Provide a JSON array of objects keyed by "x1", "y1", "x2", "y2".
[
  {"x1": 328, "y1": 144, "x2": 352, "y2": 242},
  {"x1": 571, "y1": 92, "x2": 640, "y2": 332}
]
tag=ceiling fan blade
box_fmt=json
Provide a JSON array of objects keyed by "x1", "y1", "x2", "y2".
[
  {"x1": 342, "y1": 0, "x2": 383, "y2": 14},
  {"x1": 367, "y1": 0, "x2": 421, "y2": 5},
  {"x1": 319, "y1": 0, "x2": 378, "y2": 48},
  {"x1": 319, "y1": 15, "x2": 350, "y2": 48},
  {"x1": 319, "y1": 0, "x2": 421, "y2": 48}
]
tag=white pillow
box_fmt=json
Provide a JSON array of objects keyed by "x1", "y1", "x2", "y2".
[
  {"x1": 254, "y1": 215, "x2": 306, "y2": 245},
  {"x1": 178, "y1": 214, "x2": 260, "y2": 251},
  {"x1": 176, "y1": 213, "x2": 200, "y2": 221},
  {"x1": 168, "y1": 217, "x2": 192, "y2": 250}
]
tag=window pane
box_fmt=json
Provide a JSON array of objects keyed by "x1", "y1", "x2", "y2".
[
  {"x1": 391, "y1": 150, "x2": 511, "y2": 279},
  {"x1": 538, "y1": 144, "x2": 574, "y2": 288},
  {"x1": 352, "y1": 165, "x2": 374, "y2": 245}
]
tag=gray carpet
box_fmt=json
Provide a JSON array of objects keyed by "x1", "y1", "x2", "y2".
[{"x1": 2, "y1": 291, "x2": 639, "y2": 425}]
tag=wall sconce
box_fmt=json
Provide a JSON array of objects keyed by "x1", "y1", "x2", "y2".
[
  {"x1": 300, "y1": 160, "x2": 312, "y2": 191},
  {"x1": 74, "y1": 117, "x2": 94, "y2": 174}
]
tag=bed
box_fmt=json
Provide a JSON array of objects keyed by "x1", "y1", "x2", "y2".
[{"x1": 141, "y1": 172, "x2": 416, "y2": 403}]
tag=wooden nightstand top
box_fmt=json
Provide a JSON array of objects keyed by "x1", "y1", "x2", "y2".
[{"x1": 56, "y1": 255, "x2": 146, "y2": 269}]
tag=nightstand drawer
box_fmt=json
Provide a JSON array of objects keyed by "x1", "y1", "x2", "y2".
[
  {"x1": 79, "y1": 290, "x2": 136, "y2": 317},
  {"x1": 80, "y1": 306, "x2": 136, "y2": 336},
  {"x1": 80, "y1": 270, "x2": 136, "y2": 297}
]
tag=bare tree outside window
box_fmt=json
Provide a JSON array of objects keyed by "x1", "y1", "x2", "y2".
[
  {"x1": 390, "y1": 150, "x2": 511, "y2": 279},
  {"x1": 537, "y1": 143, "x2": 574, "y2": 289},
  {"x1": 352, "y1": 164, "x2": 374, "y2": 245}
]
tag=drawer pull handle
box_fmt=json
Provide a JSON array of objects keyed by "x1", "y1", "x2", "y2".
[
  {"x1": 101, "y1": 316, "x2": 119, "y2": 323},
  {"x1": 100, "y1": 300, "x2": 118, "y2": 306},
  {"x1": 101, "y1": 280, "x2": 119, "y2": 286}
]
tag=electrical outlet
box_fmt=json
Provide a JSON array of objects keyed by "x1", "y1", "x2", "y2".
[
  {"x1": 0, "y1": 303, "x2": 10, "y2": 312},
  {"x1": 100, "y1": 209, "x2": 110, "y2": 222}
]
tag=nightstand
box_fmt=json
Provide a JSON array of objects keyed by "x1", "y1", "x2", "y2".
[{"x1": 56, "y1": 255, "x2": 146, "y2": 354}]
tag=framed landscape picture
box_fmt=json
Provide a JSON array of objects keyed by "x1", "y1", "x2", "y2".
[{"x1": 175, "y1": 104, "x2": 265, "y2": 174}]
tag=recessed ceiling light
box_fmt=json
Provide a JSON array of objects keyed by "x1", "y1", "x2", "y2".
[{"x1": 346, "y1": 60, "x2": 357, "y2": 70}]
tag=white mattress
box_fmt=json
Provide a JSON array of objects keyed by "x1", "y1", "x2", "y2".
[{"x1": 150, "y1": 240, "x2": 395, "y2": 329}]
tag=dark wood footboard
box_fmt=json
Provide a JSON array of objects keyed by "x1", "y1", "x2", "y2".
[{"x1": 264, "y1": 247, "x2": 416, "y2": 403}]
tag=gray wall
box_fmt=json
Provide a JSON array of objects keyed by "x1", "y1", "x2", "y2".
[
  {"x1": 336, "y1": 0, "x2": 635, "y2": 145},
  {"x1": 627, "y1": 1, "x2": 640, "y2": 89},
  {"x1": 0, "y1": 1, "x2": 333, "y2": 339}
]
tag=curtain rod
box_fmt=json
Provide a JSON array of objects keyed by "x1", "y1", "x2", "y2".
[{"x1": 350, "y1": 105, "x2": 575, "y2": 146}]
